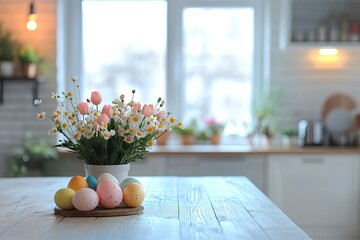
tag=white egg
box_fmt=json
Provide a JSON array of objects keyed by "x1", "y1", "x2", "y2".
[
  {"x1": 72, "y1": 188, "x2": 99, "y2": 211},
  {"x1": 98, "y1": 173, "x2": 119, "y2": 185}
]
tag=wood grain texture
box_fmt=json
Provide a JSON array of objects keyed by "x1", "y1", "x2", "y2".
[{"x1": 0, "y1": 177, "x2": 310, "y2": 239}]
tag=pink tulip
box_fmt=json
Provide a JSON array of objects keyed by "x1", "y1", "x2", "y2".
[
  {"x1": 132, "y1": 103, "x2": 141, "y2": 113},
  {"x1": 157, "y1": 110, "x2": 166, "y2": 121},
  {"x1": 97, "y1": 113, "x2": 109, "y2": 125},
  {"x1": 93, "y1": 122, "x2": 100, "y2": 131},
  {"x1": 91, "y1": 91, "x2": 102, "y2": 105},
  {"x1": 142, "y1": 104, "x2": 154, "y2": 117},
  {"x1": 78, "y1": 102, "x2": 89, "y2": 115},
  {"x1": 102, "y1": 104, "x2": 113, "y2": 118}
]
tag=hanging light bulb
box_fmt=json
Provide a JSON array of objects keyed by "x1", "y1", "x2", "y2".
[{"x1": 26, "y1": 1, "x2": 37, "y2": 31}]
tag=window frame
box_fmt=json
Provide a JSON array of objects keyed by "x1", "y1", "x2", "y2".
[{"x1": 57, "y1": 0, "x2": 269, "y2": 131}]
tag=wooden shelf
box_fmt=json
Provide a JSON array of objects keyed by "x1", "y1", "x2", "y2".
[{"x1": 0, "y1": 76, "x2": 45, "y2": 104}]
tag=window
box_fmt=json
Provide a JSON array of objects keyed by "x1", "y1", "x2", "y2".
[
  {"x1": 183, "y1": 8, "x2": 254, "y2": 134},
  {"x1": 61, "y1": 0, "x2": 264, "y2": 139},
  {"x1": 82, "y1": 1, "x2": 166, "y2": 104}
]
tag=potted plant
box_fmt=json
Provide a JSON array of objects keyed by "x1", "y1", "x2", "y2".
[
  {"x1": 248, "y1": 88, "x2": 282, "y2": 145},
  {"x1": 18, "y1": 45, "x2": 41, "y2": 78},
  {"x1": 173, "y1": 119, "x2": 197, "y2": 145},
  {"x1": 203, "y1": 117, "x2": 225, "y2": 145},
  {"x1": 6, "y1": 132, "x2": 59, "y2": 177},
  {"x1": 35, "y1": 78, "x2": 180, "y2": 183},
  {"x1": 280, "y1": 128, "x2": 297, "y2": 146},
  {"x1": 0, "y1": 23, "x2": 16, "y2": 77}
]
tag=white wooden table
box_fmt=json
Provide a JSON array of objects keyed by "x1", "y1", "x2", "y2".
[{"x1": 0, "y1": 177, "x2": 310, "y2": 239}]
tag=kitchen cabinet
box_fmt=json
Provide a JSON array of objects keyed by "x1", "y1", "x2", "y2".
[
  {"x1": 130, "y1": 155, "x2": 266, "y2": 192},
  {"x1": 279, "y1": 0, "x2": 360, "y2": 49},
  {"x1": 267, "y1": 154, "x2": 360, "y2": 240}
]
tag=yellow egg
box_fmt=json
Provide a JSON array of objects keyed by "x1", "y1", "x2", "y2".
[
  {"x1": 54, "y1": 188, "x2": 76, "y2": 210},
  {"x1": 122, "y1": 183, "x2": 145, "y2": 208},
  {"x1": 68, "y1": 175, "x2": 88, "y2": 192}
]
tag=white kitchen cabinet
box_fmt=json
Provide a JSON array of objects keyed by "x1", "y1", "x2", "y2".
[
  {"x1": 130, "y1": 155, "x2": 265, "y2": 192},
  {"x1": 267, "y1": 154, "x2": 360, "y2": 240},
  {"x1": 279, "y1": 0, "x2": 360, "y2": 49}
]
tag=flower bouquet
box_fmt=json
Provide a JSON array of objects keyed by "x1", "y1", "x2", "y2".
[{"x1": 36, "y1": 78, "x2": 181, "y2": 168}]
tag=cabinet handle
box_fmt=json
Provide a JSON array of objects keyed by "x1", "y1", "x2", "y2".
[{"x1": 302, "y1": 158, "x2": 323, "y2": 164}]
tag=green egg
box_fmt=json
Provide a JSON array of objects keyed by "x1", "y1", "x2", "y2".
[{"x1": 86, "y1": 175, "x2": 98, "y2": 190}]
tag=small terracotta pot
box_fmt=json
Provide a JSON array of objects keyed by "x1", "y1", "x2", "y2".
[
  {"x1": 156, "y1": 131, "x2": 171, "y2": 145},
  {"x1": 181, "y1": 135, "x2": 195, "y2": 145},
  {"x1": 210, "y1": 134, "x2": 221, "y2": 145}
]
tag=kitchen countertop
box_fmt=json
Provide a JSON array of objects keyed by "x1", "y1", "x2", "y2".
[
  {"x1": 58, "y1": 145, "x2": 360, "y2": 158},
  {"x1": 0, "y1": 176, "x2": 310, "y2": 239},
  {"x1": 147, "y1": 145, "x2": 360, "y2": 156}
]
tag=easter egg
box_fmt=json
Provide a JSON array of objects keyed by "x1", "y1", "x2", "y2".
[
  {"x1": 86, "y1": 176, "x2": 98, "y2": 191},
  {"x1": 72, "y1": 188, "x2": 99, "y2": 212},
  {"x1": 96, "y1": 179, "x2": 123, "y2": 209},
  {"x1": 98, "y1": 173, "x2": 119, "y2": 185},
  {"x1": 68, "y1": 175, "x2": 88, "y2": 192},
  {"x1": 54, "y1": 188, "x2": 76, "y2": 210},
  {"x1": 122, "y1": 183, "x2": 145, "y2": 208},
  {"x1": 120, "y1": 177, "x2": 143, "y2": 191}
]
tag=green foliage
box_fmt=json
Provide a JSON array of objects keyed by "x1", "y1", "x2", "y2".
[
  {"x1": 7, "y1": 132, "x2": 58, "y2": 177},
  {"x1": 0, "y1": 23, "x2": 16, "y2": 61},
  {"x1": 205, "y1": 124, "x2": 224, "y2": 135},
  {"x1": 281, "y1": 128, "x2": 297, "y2": 137},
  {"x1": 173, "y1": 119, "x2": 197, "y2": 136},
  {"x1": 19, "y1": 45, "x2": 41, "y2": 64},
  {"x1": 250, "y1": 87, "x2": 282, "y2": 137},
  {"x1": 55, "y1": 118, "x2": 155, "y2": 165}
]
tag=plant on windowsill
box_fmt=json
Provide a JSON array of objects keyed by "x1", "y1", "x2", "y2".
[
  {"x1": 248, "y1": 87, "x2": 282, "y2": 145},
  {"x1": 203, "y1": 117, "x2": 225, "y2": 145},
  {"x1": 18, "y1": 45, "x2": 41, "y2": 78},
  {"x1": 173, "y1": 119, "x2": 197, "y2": 145}
]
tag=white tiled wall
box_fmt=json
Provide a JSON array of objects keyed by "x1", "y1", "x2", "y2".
[{"x1": 270, "y1": 1, "x2": 360, "y2": 131}]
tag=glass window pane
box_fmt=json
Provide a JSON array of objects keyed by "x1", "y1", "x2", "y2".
[
  {"x1": 183, "y1": 8, "x2": 254, "y2": 136},
  {"x1": 82, "y1": 1, "x2": 166, "y2": 104}
]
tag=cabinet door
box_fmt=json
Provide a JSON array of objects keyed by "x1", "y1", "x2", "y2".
[{"x1": 267, "y1": 154, "x2": 360, "y2": 239}]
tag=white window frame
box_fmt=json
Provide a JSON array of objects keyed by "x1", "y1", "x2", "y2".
[{"x1": 57, "y1": 0, "x2": 270, "y2": 126}]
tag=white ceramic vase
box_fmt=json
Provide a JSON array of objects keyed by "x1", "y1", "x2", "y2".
[{"x1": 84, "y1": 163, "x2": 130, "y2": 183}]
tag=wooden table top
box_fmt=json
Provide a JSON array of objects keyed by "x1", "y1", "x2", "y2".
[{"x1": 0, "y1": 177, "x2": 310, "y2": 239}]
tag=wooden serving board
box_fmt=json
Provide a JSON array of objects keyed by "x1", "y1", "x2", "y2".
[{"x1": 54, "y1": 205, "x2": 144, "y2": 217}]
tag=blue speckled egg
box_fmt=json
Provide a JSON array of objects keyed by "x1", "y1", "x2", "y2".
[
  {"x1": 120, "y1": 177, "x2": 143, "y2": 191},
  {"x1": 86, "y1": 175, "x2": 98, "y2": 190}
]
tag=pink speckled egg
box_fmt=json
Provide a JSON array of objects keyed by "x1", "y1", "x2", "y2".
[
  {"x1": 72, "y1": 188, "x2": 99, "y2": 211},
  {"x1": 96, "y1": 179, "x2": 123, "y2": 209}
]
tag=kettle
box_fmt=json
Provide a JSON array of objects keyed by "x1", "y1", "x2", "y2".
[{"x1": 298, "y1": 119, "x2": 326, "y2": 146}]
